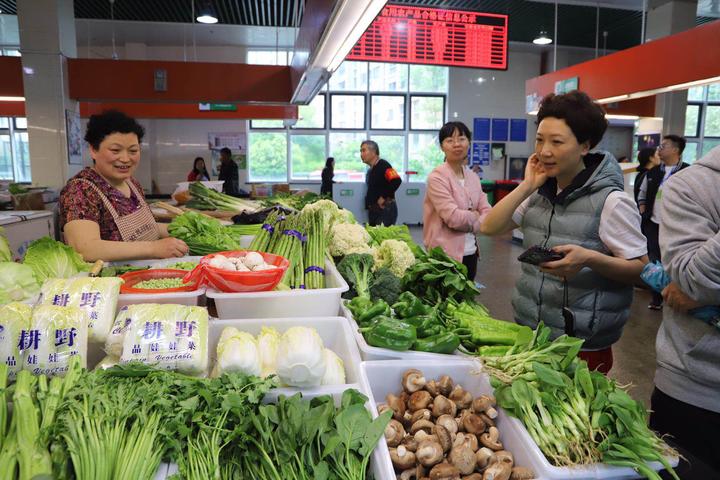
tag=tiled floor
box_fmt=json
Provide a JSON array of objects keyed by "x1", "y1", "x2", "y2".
[{"x1": 411, "y1": 227, "x2": 661, "y2": 408}]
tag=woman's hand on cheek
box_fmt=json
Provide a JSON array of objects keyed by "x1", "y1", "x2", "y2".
[{"x1": 539, "y1": 244, "x2": 590, "y2": 278}]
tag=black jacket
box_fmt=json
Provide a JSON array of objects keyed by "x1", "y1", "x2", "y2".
[
  {"x1": 642, "y1": 162, "x2": 690, "y2": 219},
  {"x1": 365, "y1": 159, "x2": 401, "y2": 209},
  {"x1": 218, "y1": 160, "x2": 240, "y2": 196},
  {"x1": 321, "y1": 167, "x2": 334, "y2": 196}
]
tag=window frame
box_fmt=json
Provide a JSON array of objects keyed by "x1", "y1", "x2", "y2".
[
  {"x1": 369, "y1": 94, "x2": 407, "y2": 131},
  {"x1": 288, "y1": 132, "x2": 328, "y2": 182},
  {"x1": 250, "y1": 119, "x2": 286, "y2": 130},
  {"x1": 684, "y1": 103, "x2": 702, "y2": 138},
  {"x1": 291, "y1": 93, "x2": 327, "y2": 130},
  {"x1": 409, "y1": 94, "x2": 447, "y2": 131},
  {"x1": 329, "y1": 93, "x2": 368, "y2": 131},
  {"x1": 247, "y1": 129, "x2": 289, "y2": 183}
]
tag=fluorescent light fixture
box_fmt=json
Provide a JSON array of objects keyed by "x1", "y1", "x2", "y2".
[
  {"x1": 196, "y1": 14, "x2": 218, "y2": 24},
  {"x1": 0, "y1": 96, "x2": 25, "y2": 102},
  {"x1": 533, "y1": 31, "x2": 552, "y2": 45}
]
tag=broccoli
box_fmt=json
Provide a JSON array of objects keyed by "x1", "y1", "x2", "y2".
[
  {"x1": 337, "y1": 253, "x2": 374, "y2": 299},
  {"x1": 369, "y1": 267, "x2": 402, "y2": 305}
]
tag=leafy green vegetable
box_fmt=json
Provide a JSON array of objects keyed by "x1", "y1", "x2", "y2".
[
  {"x1": 22, "y1": 237, "x2": 90, "y2": 284},
  {"x1": 369, "y1": 267, "x2": 402, "y2": 305},
  {"x1": 0, "y1": 227, "x2": 11, "y2": 262},
  {"x1": 0, "y1": 262, "x2": 39, "y2": 305},
  {"x1": 262, "y1": 191, "x2": 327, "y2": 211},
  {"x1": 366, "y1": 224, "x2": 424, "y2": 258},
  {"x1": 99, "y1": 264, "x2": 149, "y2": 277},
  {"x1": 402, "y1": 247, "x2": 480, "y2": 304},
  {"x1": 337, "y1": 254, "x2": 374, "y2": 299},
  {"x1": 8, "y1": 183, "x2": 28, "y2": 195},
  {"x1": 168, "y1": 211, "x2": 241, "y2": 256},
  {"x1": 162, "y1": 261, "x2": 196, "y2": 271},
  {"x1": 186, "y1": 181, "x2": 260, "y2": 213}
]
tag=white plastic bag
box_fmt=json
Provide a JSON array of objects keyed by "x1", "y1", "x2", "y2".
[{"x1": 23, "y1": 305, "x2": 88, "y2": 376}]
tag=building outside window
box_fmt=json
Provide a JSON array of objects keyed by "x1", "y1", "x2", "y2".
[
  {"x1": 684, "y1": 83, "x2": 720, "y2": 164},
  {"x1": 248, "y1": 61, "x2": 448, "y2": 183},
  {"x1": 0, "y1": 117, "x2": 31, "y2": 182}
]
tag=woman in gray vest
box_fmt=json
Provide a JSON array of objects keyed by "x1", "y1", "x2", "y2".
[{"x1": 480, "y1": 91, "x2": 648, "y2": 373}]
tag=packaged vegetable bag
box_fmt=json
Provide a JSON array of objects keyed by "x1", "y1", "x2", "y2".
[
  {"x1": 23, "y1": 305, "x2": 88, "y2": 376},
  {"x1": 0, "y1": 302, "x2": 32, "y2": 379},
  {"x1": 38, "y1": 277, "x2": 122, "y2": 343},
  {"x1": 118, "y1": 304, "x2": 208, "y2": 375}
]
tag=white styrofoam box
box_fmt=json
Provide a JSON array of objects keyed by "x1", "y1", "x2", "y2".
[
  {"x1": 362, "y1": 359, "x2": 678, "y2": 480},
  {"x1": 208, "y1": 317, "x2": 362, "y2": 395},
  {"x1": 206, "y1": 260, "x2": 349, "y2": 319},
  {"x1": 340, "y1": 301, "x2": 461, "y2": 361},
  {"x1": 116, "y1": 287, "x2": 206, "y2": 309}
]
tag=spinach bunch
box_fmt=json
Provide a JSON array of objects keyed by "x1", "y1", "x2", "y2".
[
  {"x1": 168, "y1": 211, "x2": 241, "y2": 255},
  {"x1": 402, "y1": 247, "x2": 481, "y2": 305}
]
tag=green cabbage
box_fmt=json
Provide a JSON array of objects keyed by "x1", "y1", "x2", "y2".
[
  {"x1": 0, "y1": 262, "x2": 40, "y2": 305},
  {"x1": 39, "y1": 277, "x2": 122, "y2": 343},
  {"x1": 24, "y1": 304, "x2": 88, "y2": 376},
  {"x1": 23, "y1": 237, "x2": 90, "y2": 283},
  {"x1": 213, "y1": 327, "x2": 261, "y2": 377},
  {"x1": 0, "y1": 302, "x2": 33, "y2": 379},
  {"x1": 0, "y1": 226, "x2": 12, "y2": 262}
]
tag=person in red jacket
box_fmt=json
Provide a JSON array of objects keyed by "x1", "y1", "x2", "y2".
[
  {"x1": 187, "y1": 157, "x2": 210, "y2": 182},
  {"x1": 361, "y1": 140, "x2": 402, "y2": 226}
]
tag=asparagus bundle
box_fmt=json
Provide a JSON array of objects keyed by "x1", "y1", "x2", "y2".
[
  {"x1": 267, "y1": 214, "x2": 306, "y2": 289},
  {"x1": 302, "y1": 211, "x2": 327, "y2": 289},
  {"x1": 248, "y1": 209, "x2": 282, "y2": 252}
]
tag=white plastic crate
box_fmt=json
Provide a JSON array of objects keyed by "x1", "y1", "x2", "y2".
[
  {"x1": 207, "y1": 316, "x2": 362, "y2": 394},
  {"x1": 362, "y1": 359, "x2": 678, "y2": 480},
  {"x1": 206, "y1": 260, "x2": 349, "y2": 319},
  {"x1": 340, "y1": 301, "x2": 462, "y2": 361}
]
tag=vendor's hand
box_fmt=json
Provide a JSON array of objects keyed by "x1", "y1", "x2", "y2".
[
  {"x1": 662, "y1": 282, "x2": 701, "y2": 312},
  {"x1": 154, "y1": 237, "x2": 189, "y2": 258},
  {"x1": 522, "y1": 153, "x2": 548, "y2": 191},
  {"x1": 539, "y1": 244, "x2": 591, "y2": 279},
  {"x1": 377, "y1": 197, "x2": 386, "y2": 209}
]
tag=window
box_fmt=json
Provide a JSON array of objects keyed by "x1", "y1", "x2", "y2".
[
  {"x1": 687, "y1": 86, "x2": 705, "y2": 102},
  {"x1": 408, "y1": 133, "x2": 443, "y2": 181},
  {"x1": 371, "y1": 135, "x2": 405, "y2": 170},
  {"x1": 708, "y1": 84, "x2": 720, "y2": 102},
  {"x1": 331, "y1": 95, "x2": 366, "y2": 129},
  {"x1": 702, "y1": 139, "x2": 720, "y2": 156},
  {"x1": 684, "y1": 104, "x2": 700, "y2": 137},
  {"x1": 0, "y1": 117, "x2": 30, "y2": 181},
  {"x1": 410, "y1": 96, "x2": 445, "y2": 130},
  {"x1": 683, "y1": 142, "x2": 699, "y2": 164},
  {"x1": 248, "y1": 132, "x2": 287, "y2": 182},
  {"x1": 369, "y1": 63, "x2": 408, "y2": 92},
  {"x1": 290, "y1": 135, "x2": 326, "y2": 181},
  {"x1": 370, "y1": 95, "x2": 405, "y2": 130},
  {"x1": 1, "y1": 49, "x2": 21, "y2": 57},
  {"x1": 329, "y1": 61, "x2": 368, "y2": 91},
  {"x1": 705, "y1": 106, "x2": 720, "y2": 137},
  {"x1": 251, "y1": 119, "x2": 285, "y2": 129},
  {"x1": 246, "y1": 50, "x2": 292, "y2": 66},
  {"x1": 329, "y1": 132, "x2": 366, "y2": 182},
  {"x1": 293, "y1": 95, "x2": 325, "y2": 129},
  {"x1": 410, "y1": 65, "x2": 449, "y2": 93}
]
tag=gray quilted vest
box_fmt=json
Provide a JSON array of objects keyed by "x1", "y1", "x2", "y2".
[{"x1": 511, "y1": 152, "x2": 634, "y2": 350}]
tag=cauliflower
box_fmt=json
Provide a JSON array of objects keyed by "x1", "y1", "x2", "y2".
[
  {"x1": 328, "y1": 223, "x2": 371, "y2": 257},
  {"x1": 301, "y1": 200, "x2": 356, "y2": 236},
  {"x1": 373, "y1": 239, "x2": 416, "y2": 277}
]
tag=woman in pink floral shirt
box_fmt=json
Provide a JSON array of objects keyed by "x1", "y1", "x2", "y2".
[{"x1": 58, "y1": 110, "x2": 188, "y2": 261}]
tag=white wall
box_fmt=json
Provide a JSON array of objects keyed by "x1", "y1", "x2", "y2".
[{"x1": 448, "y1": 49, "x2": 542, "y2": 181}]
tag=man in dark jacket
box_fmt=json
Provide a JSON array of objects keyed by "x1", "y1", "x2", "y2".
[
  {"x1": 637, "y1": 134, "x2": 690, "y2": 309},
  {"x1": 361, "y1": 140, "x2": 402, "y2": 226},
  {"x1": 218, "y1": 147, "x2": 240, "y2": 197}
]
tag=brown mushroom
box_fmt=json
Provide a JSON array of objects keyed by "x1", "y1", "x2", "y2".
[
  {"x1": 462, "y1": 475, "x2": 483, "y2": 480},
  {"x1": 475, "y1": 447, "x2": 495, "y2": 470},
  {"x1": 411, "y1": 409, "x2": 432, "y2": 424},
  {"x1": 454, "y1": 432, "x2": 479, "y2": 452},
  {"x1": 386, "y1": 394, "x2": 407, "y2": 422},
  {"x1": 494, "y1": 451, "x2": 513, "y2": 467},
  {"x1": 409, "y1": 391, "x2": 433, "y2": 412},
  {"x1": 438, "y1": 375, "x2": 454, "y2": 396},
  {"x1": 472, "y1": 396, "x2": 499, "y2": 419},
  {"x1": 449, "y1": 385, "x2": 473, "y2": 410},
  {"x1": 416, "y1": 440, "x2": 444, "y2": 467},
  {"x1": 432, "y1": 395, "x2": 457, "y2": 418},
  {"x1": 402, "y1": 435, "x2": 419, "y2": 452},
  {"x1": 390, "y1": 445, "x2": 416, "y2": 471},
  {"x1": 400, "y1": 465, "x2": 428, "y2": 480},
  {"x1": 456, "y1": 409, "x2": 472, "y2": 432},
  {"x1": 403, "y1": 369, "x2": 427, "y2": 393},
  {"x1": 462, "y1": 414, "x2": 487, "y2": 435},
  {"x1": 385, "y1": 419, "x2": 406, "y2": 447},
  {"x1": 414, "y1": 430, "x2": 438, "y2": 444},
  {"x1": 429, "y1": 463, "x2": 461, "y2": 480},
  {"x1": 509, "y1": 467, "x2": 535, "y2": 480},
  {"x1": 449, "y1": 445, "x2": 477, "y2": 475},
  {"x1": 479, "y1": 427, "x2": 503, "y2": 451},
  {"x1": 425, "y1": 379, "x2": 441, "y2": 397},
  {"x1": 436, "y1": 414, "x2": 459, "y2": 436},
  {"x1": 410, "y1": 419, "x2": 436, "y2": 435},
  {"x1": 433, "y1": 424, "x2": 453, "y2": 453},
  {"x1": 482, "y1": 462, "x2": 511, "y2": 480},
  {"x1": 479, "y1": 413, "x2": 495, "y2": 428}
]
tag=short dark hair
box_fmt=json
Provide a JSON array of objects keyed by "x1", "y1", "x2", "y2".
[
  {"x1": 220, "y1": 147, "x2": 232, "y2": 156},
  {"x1": 361, "y1": 140, "x2": 379, "y2": 156},
  {"x1": 439, "y1": 121, "x2": 471, "y2": 144},
  {"x1": 637, "y1": 147, "x2": 656, "y2": 170},
  {"x1": 663, "y1": 134, "x2": 686, "y2": 155},
  {"x1": 84, "y1": 110, "x2": 145, "y2": 150},
  {"x1": 536, "y1": 90, "x2": 608, "y2": 149}
]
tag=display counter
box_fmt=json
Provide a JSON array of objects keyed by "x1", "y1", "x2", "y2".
[
  {"x1": 0, "y1": 210, "x2": 55, "y2": 260},
  {"x1": 333, "y1": 182, "x2": 426, "y2": 225}
]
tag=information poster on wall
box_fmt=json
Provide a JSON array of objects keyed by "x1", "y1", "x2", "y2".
[
  {"x1": 471, "y1": 142, "x2": 490, "y2": 166},
  {"x1": 65, "y1": 109, "x2": 83, "y2": 165},
  {"x1": 473, "y1": 118, "x2": 491, "y2": 142},
  {"x1": 510, "y1": 119, "x2": 527, "y2": 142},
  {"x1": 208, "y1": 132, "x2": 247, "y2": 175},
  {"x1": 491, "y1": 118, "x2": 509, "y2": 142}
]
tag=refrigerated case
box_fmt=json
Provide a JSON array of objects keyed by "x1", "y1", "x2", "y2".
[
  {"x1": 0, "y1": 210, "x2": 55, "y2": 260},
  {"x1": 333, "y1": 182, "x2": 426, "y2": 225}
]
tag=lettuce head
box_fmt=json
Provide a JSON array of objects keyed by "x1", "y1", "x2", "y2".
[
  {"x1": 0, "y1": 262, "x2": 40, "y2": 305},
  {"x1": 23, "y1": 237, "x2": 89, "y2": 283}
]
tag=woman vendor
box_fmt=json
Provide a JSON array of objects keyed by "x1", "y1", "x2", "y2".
[{"x1": 58, "y1": 110, "x2": 189, "y2": 261}]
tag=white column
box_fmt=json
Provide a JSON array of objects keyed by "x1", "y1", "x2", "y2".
[
  {"x1": 17, "y1": 0, "x2": 78, "y2": 188},
  {"x1": 646, "y1": 0, "x2": 698, "y2": 136}
]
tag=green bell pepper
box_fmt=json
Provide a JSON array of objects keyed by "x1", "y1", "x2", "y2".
[
  {"x1": 392, "y1": 292, "x2": 431, "y2": 318},
  {"x1": 413, "y1": 332, "x2": 460, "y2": 354},
  {"x1": 359, "y1": 316, "x2": 416, "y2": 351},
  {"x1": 347, "y1": 296, "x2": 373, "y2": 318},
  {"x1": 404, "y1": 314, "x2": 443, "y2": 338},
  {"x1": 356, "y1": 299, "x2": 391, "y2": 326}
]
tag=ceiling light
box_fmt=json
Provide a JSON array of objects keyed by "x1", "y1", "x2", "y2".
[
  {"x1": 533, "y1": 31, "x2": 552, "y2": 45},
  {"x1": 0, "y1": 97, "x2": 25, "y2": 102},
  {"x1": 196, "y1": 2, "x2": 218, "y2": 24}
]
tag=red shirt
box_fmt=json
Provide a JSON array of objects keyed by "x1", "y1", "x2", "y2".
[{"x1": 58, "y1": 167, "x2": 147, "y2": 241}]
